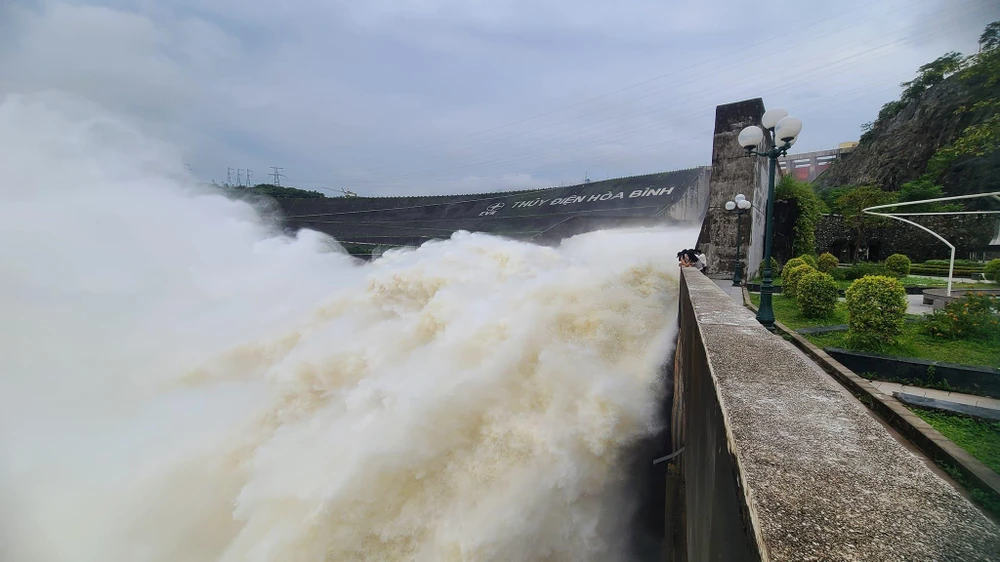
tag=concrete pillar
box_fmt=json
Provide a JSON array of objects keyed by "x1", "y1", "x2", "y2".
[{"x1": 696, "y1": 98, "x2": 766, "y2": 280}]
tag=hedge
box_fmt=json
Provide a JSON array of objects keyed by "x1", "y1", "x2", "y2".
[
  {"x1": 909, "y1": 265, "x2": 985, "y2": 277},
  {"x1": 985, "y1": 259, "x2": 1000, "y2": 282},
  {"x1": 845, "y1": 262, "x2": 893, "y2": 280}
]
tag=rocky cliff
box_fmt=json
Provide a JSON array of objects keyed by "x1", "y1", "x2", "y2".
[{"x1": 814, "y1": 74, "x2": 998, "y2": 195}]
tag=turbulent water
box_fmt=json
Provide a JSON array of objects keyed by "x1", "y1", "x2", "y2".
[{"x1": 0, "y1": 92, "x2": 696, "y2": 562}]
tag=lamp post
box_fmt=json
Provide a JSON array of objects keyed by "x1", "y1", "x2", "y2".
[
  {"x1": 725, "y1": 194, "x2": 752, "y2": 286},
  {"x1": 737, "y1": 109, "x2": 803, "y2": 331}
]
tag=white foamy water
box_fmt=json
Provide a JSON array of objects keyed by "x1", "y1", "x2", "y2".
[{"x1": 0, "y1": 92, "x2": 696, "y2": 562}]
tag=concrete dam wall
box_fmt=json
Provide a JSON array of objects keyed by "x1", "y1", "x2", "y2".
[{"x1": 273, "y1": 168, "x2": 711, "y2": 252}]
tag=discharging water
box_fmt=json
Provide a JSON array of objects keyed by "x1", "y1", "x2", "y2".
[{"x1": 0, "y1": 92, "x2": 696, "y2": 562}]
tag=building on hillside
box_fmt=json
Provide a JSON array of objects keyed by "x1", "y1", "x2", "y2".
[{"x1": 778, "y1": 143, "x2": 857, "y2": 183}]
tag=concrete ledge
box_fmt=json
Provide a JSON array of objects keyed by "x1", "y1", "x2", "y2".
[
  {"x1": 741, "y1": 292, "x2": 1000, "y2": 523},
  {"x1": 894, "y1": 392, "x2": 1000, "y2": 422},
  {"x1": 923, "y1": 288, "x2": 1000, "y2": 310},
  {"x1": 825, "y1": 347, "x2": 1000, "y2": 399}
]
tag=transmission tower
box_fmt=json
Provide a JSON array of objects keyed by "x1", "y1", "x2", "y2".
[
  {"x1": 226, "y1": 167, "x2": 232, "y2": 186},
  {"x1": 237, "y1": 169, "x2": 244, "y2": 187},
  {"x1": 270, "y1": 166, "x2": 285, "y2": 186},
  {"x1": 247, "y1": 169, "x2": 254, "y2": 186}
]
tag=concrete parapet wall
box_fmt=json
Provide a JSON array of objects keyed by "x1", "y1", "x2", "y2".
[{"x1": 667, "y1": 268, "x2": 1000, "y2": 561}]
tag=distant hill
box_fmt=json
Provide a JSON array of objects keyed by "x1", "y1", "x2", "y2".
[
  {"x1": 231, "y1": 184, "x2": 326, "y2": 198},
  {"x1": 815, "y1": 23, "x2": 999, "y2": 197}
]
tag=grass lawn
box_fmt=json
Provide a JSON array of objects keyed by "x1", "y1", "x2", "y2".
[
  {"x1": 908, "y1": 407, "x2": 1000, "y2": 474},
  {"x1": 748, "y1": 293, "x2": 849, "y2": 331},
  {"x1": 909, "y1": 407, "x2": 1000, "y2": 517},
  {"x1": 805, "y1": 322, "x2": 1000, "y2": 369}
]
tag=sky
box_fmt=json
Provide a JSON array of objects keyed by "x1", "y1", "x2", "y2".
[{"x1": 0, "y1": 0, "x2": 997, "y2": 196}]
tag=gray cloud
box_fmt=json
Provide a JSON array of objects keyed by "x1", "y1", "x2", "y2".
[{"x1": 1, "y1": 0, "x2": 997, "y2": 195}]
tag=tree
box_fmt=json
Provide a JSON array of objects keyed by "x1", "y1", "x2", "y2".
[
  {"x1": 900, "y1": 51, "x2": 965, "y2": 103},
  {"x1": 835, "y1": 185, "x2": 898, "y2": 261},
  {"x1": 980, "y1": 20, "x2": 1000, "y2": 52},
  {"x1": 926, "y1": 21, "x2": 1000, "y2": 180},
  {"x1": 896, "y1": 178, "x2": 962, "y2": 212},
  {"x1": 247, "y1": 183, "x2": 326, "y2": 198},
  {"x1": 775, "y1": 175, "x2": 823, "y2": 257}
]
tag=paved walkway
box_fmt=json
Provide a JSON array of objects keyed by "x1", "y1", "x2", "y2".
[
  {"x1": 870, "y1": 380, "x2": 1000, "y2": 412},
  {"x1": 713, "y1": 279, "x2": 745, "y2": 305}
]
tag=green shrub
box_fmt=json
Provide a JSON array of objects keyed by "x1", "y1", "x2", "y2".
[
  {"x1": 829, "y1": 268, "x2": 848, "y2": 281},
  {"x1": 845, "y1": 262, "x2": 892, "y2": 280},
  {"x1": 885, "y1": 254, "x2": 911, "y2": 276},
  {"x1": 797, "y1": 271, "x2": 839, "y2": 318},
  {"x1": 909, "y1": 264, "x2": 984, "y2": 277},
  {"x1": 817, "y1": 252, "x2": 839, "y2": 273},
  {"x1": 784, "y1": 264, "x2": 817, "y2": 299},
  {"x1": 799, "y1": 254, "x2": 818, "y2": 268},
  {"x1": 845, "y1": 275, "x2": 908, "y2": 351},
  {"x1": 923, "y1": 293, "x2": 1000, "y2": 340},
  {"x1": 985, "y1": 259, "x2": 1000, "y2": 282},
  {"x1": 756, "y1": 257, "x2": 780, "y2": 279},
  {"x1": 781, "y1": 257, "x2": 807, "y2": 281}
]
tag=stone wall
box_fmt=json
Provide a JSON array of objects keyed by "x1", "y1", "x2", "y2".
[
  {"x1": 815, "y1": 214, "x2": 998, "y2": 262},
  {"x1": 665, "y1": 268, "x2": 1000, "y2": 560}
]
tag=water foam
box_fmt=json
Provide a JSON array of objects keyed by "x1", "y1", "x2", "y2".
[{"x1": 0, "y1": 92, "x2": 697, "y2": 561}]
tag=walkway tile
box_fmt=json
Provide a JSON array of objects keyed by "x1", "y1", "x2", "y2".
[
  {"x1": 874, "y1": 380, "x2": 999, "y2": 414},
  {"x1": 975, "y1": 398, "x2": 1000, "y2": 409},
  {"x1": 941, "y1": 393, "x2": 981, "y2": 406}
]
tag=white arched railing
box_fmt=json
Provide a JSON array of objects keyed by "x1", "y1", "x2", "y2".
[{"x1": 863, "y1": 191, "x2": 1000, "y2": 296}]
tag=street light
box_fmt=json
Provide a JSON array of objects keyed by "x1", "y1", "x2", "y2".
[
  {"x1": 725, "y1": 194, "x2": 752, "y2": 286},
  {"x1": 737, "y1": 108, "x2": 803, "y2": 332}
]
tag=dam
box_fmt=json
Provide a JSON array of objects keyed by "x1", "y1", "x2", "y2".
[{"x1": 273, "y1": 167, "x2": 711, "y2": 253}]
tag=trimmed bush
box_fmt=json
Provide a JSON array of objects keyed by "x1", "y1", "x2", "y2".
[
  {"x1": 797, "y1": 271, "x2": 839, "y2": 318},
  {"x1": 829, "y1": 267, "x2": 848, "y2": 281},
  {"x1": 781, "y1": 257, "x2": 808, "y2": 281},
  {"x1": 844, "y1": 262, "x2": 892, "y2": 280},
  {"x1": 910, "y1": 264, "x2": 985, "y2": 277},
  {"x1": 845, "y1": 275, "x2": 908, "y2": 351},
  {"x1": 756, "y1": 257, "x2": 780, "y2": 279},
  {"x1": 798, "y1": 254, "x2": 818, "y2": 268},
  {"x1": 924, "y1": 259, "x2": 985, "y2": 267},
  {"x1": 885, "y1": 253, "x2": 911, "y2": 276},
  {"x1": 817, "y1": 252, "x2": 839, "y2": 273},
  {"x1": 784, "y1": 264, "x2": 817, "y2": 299},
  {"x1": 923, "y1": 293, "x2": 1000, "y2": 340},
  {"x1": 985, "y1": 259, "x2": 1000, "y2": 282}
]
